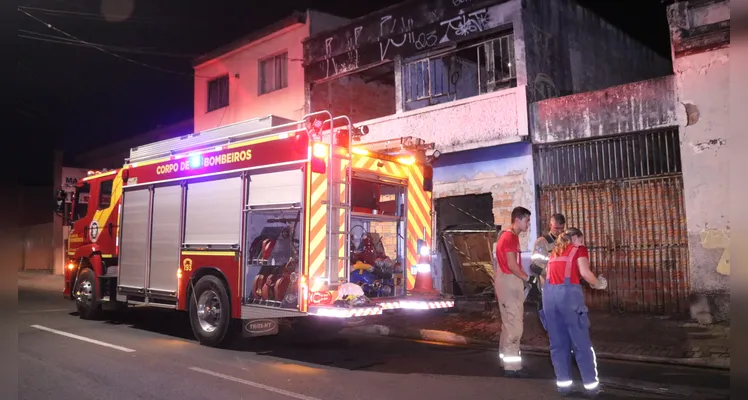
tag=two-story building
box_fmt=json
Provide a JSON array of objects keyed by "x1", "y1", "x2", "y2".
[
  {"x1": 302, "y1": 0, "x2": 671, "y2": 300},
  {"x1": 191, "y1": 10, "x2": 350, "y2": 132}
]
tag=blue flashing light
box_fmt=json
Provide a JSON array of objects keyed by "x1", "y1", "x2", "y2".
[{"x1": 189, "y1": 154, "x2": 202, "y2": 169}]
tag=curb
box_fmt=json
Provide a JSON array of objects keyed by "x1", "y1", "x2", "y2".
[{"x1": 345, "y1": 324, "x2": 730, "y2": 371}]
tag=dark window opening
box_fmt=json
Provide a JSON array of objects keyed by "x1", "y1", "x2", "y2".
[
  {"x1": 309, "y1": 63, "x2": 396, "y2": 124},
  {"x1": 98, "y1": 179, "x2": 113, "y2": 209},
  {"x1": 259, "y1": 52, "x2": 288, "y2": 95},
  {"x1": 351, "y1": 179, "x2": 404, "y2": 217},
  {"x1": 403, "y1": 32, "x2": 516, "y2": 111},
  {"x1": 435, "y1": 193, "x2": 496, "y2": 296},
  {"x1": 72, "y1": 183, "x2": 91, "y2": 221},
  {"x1": 207, "y1": 75, "x2": 229, "y2": 112},
  {"x1": 537, "y1": 129, "x2": 682, "y2": 186}
]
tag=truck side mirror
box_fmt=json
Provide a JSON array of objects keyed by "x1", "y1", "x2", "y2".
[{"x1": 54, "y1": 189, "x2": 66, "y2": 214}]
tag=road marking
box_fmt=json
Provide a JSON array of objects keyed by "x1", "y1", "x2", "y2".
[
  {"x1": 188, "y1": 367, "x2": 322, "y2": 400},
  {"x1": 19, "y1": 309, "x2": 70, "y2": 314},
  {"x1": 29, "y1": 325, "x2": 136, "y2": 353}
]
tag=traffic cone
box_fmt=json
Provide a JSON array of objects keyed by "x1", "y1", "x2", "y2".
[{"x1": 411, "y1": 239, "x2": 437, "y2": 295}]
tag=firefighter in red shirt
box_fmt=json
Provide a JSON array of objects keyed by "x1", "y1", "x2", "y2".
[
  {"x1": 494, "y1": 206, "x2": 532, "y2": 377},
  {"x1": 541, "y1": 227, "x2": 608, "y2": 397}
]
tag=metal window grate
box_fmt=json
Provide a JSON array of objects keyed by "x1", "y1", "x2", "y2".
[{"x1": 537, "y1": 129, "x2": 682, "y2": 186}]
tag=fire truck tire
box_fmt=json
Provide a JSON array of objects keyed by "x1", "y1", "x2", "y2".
[
  {"x1": 75, "y1": 267, "x2": 102, "y2": 320},
  {"x1": 189, "y1": 275, "x2": 235, "y2": 348}
]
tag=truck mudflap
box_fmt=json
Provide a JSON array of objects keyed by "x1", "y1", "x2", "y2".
[{"x1": 308, "y1": 296, "x2": 454, "y2": 318}]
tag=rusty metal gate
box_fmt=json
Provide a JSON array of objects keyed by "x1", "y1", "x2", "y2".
[{"x1": 536, "y1": 129, "x2": 689, "y2": 314}]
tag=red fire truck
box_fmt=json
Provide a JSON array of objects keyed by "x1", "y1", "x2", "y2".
[{"x1": 56, "y1": 111, "x2": 454, "y2": 347}]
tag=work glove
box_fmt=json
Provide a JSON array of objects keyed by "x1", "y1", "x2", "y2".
[{"x1": 592, "y1": 275, "x2": 608, "y2": 290}]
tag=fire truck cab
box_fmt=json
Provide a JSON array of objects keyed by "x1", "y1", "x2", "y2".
[{"x1": 57, "y1": 111, "x2": 453, "y2": 347}]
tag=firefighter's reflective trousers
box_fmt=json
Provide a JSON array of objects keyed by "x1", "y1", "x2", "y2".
[
  {"x1": 495, "y1": 271, "x2": 525, "y2": 371},
  {"x1": 540, "y1": 278, "x2": 600, "y2": 393}
]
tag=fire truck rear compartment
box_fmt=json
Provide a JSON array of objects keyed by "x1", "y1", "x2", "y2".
[
  {"x1": 243, "y1": 208, "x2": 302, "y2": 309},
  {"x1": 348, "y1": 213, "x2": 406, "y2": 299}
]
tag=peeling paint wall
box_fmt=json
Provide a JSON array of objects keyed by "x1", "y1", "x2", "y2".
[
  {"x1": 433, "y1": 142, "x2": 537, "y2": 253},
  {"x1": 667, "y1": 0, "x2": 730, "y2": 321},
  {"x1": 529, "y1": 75, "x2": 679, "y2": 144},
  {"x1": 357, "y1": 85, "x2": 529, "y2": 153}
]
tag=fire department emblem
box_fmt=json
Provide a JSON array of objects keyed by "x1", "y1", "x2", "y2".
[
  {"x1": 182, "y1": 258, "x2": 193, "y2": 272},
  {"x1": 89, "y1": 221, "x2": 100, "y2": 242}
]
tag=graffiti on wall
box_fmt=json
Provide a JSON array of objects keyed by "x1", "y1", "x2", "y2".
[
  {"x1": 304, "y1": 0, "x2": 513, "y2": 82},
  {"x1": 699, "y1": 228, "x2": 730, "y2": 275},
  {"x1": 530, "y1": 73, "x2": 558, "y2": 102}
]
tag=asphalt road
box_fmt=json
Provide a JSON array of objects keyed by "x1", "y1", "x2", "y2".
[{"x1": 19, "y1": 287, "x2": 730, "y2": 400}]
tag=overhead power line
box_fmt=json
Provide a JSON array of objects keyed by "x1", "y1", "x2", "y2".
[
  {"x1": 18, "y1": 5, "x2": 175, "y2": 24},
  {"x1": 18, "y1": 7, "x2": 208, "y2": 78},
  {"x1": 18, "y1": 30, "x2": 197, "y2": 58}
]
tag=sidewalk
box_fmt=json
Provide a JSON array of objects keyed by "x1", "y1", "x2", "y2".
[
  {"x1": 346, "y1": 304, "x2": 730, "y2": 370},
  {"x1": 18, "y1": 270, "x2": 64, "y2": 292}
]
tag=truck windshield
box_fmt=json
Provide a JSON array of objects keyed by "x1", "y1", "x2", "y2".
[{"x1": 72, "y1": 183, "x2": 91, "y2": 221}]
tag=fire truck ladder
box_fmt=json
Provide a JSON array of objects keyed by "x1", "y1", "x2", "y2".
[{"x1": 325, "y1": 115, "x2": 353, "y2": 287}]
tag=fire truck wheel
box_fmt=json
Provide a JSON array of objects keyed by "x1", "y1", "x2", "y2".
[
  {"x1": 75, "y1": 267, "x2": 102, "y2": 320},
  {"x1": 189, "y1": 275, "x2": 235, "y2": 348}
]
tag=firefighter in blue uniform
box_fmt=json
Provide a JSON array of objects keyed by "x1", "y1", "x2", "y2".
[{"x1": 540, "y1": 227, "x2": 608, "y2": 397}]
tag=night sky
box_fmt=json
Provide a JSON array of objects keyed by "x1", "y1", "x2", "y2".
[{"x1": 15, "y1": 0, "x2": 671, "y2": 187}]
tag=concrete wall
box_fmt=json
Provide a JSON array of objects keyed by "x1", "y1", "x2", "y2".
[
  {"x1": 310, "y1": 74, "x2": 396, "y2": 124},
  {"x1": 523, "y1": 0, "x2": 672, "y2": 102},
  {"x1": 433, "y1": 141, "x2": 537, "y2": 253},
  {"x1": 193, "y1": 22, "x2": 310, "y2": 132},
  {"x1": 357, "y1": 85, "x2": 529, "y2": 153},
  {"x1": 530, "y1": 75, "x2": 679, "y2": 144},
  {"x1": 667, "y1": 0, "x2": 730, "y2": 322},
  {"x1": 19, "y1": 223, "x2": 54, "y2": 272}
]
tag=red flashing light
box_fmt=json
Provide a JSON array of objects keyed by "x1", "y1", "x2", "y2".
[
  {"x1": 312, "y1": 143, "x2": 327, "y2": 158},
  {"x1": 310, "y1": 143, "x2": 327, "y2": 174}
]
